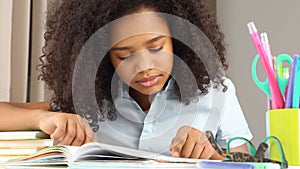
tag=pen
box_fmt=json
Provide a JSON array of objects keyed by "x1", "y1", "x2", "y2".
[
  {"x1": 282, "y1": 68, "x2": 289, "y2": 99},
  {"x1": 292, "y1": 55, "x2": 300, "y2": 108},
  {"x1": 261, "y1": 33, "x2": 274, "y2": 109},
  {"x1": 247, "y1": 22, "x2": 284, "y2": 109},
  {"x1": 261, "y1": 32, "x2": 273, "y2": 71},
  {"x1": 272, "y1": 56, "x2": 277, "y2": 79},
  {"x1": 269, "y1": 56, "x2": 277, "y2": 110},
  {"x1": 285, "y1": 55, "x2": 296, "y2": 108}
]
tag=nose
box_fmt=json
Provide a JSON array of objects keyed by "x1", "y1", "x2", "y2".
[{"x1": 134, "y1": 50, "x2": 155, "y2": 73}]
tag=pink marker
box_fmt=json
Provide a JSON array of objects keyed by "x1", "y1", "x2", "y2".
[
  {"x1": 247, "y1": 22, "x2": 284, "y2": 109},
  {"x1": 261, "y1": 32, "x2": 273, "y2": 70}
]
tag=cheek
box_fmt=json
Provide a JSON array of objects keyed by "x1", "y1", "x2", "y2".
[
  {"x1": 160, "y1": 41, "x2": 174, "y2": 74},
  {"x1": 113, "y1": 60, "x2": 136, "y2": 85},
  {"x1": 153, "y1": 52, "x2": 173, "y2": 74},
  {"x1": 110, "y1": 55, "x2": 134, "y2": 84}
]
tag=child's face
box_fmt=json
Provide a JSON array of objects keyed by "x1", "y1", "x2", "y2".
[{"x1": 109, "y1": 11, "x2": 173, "y2": 95}]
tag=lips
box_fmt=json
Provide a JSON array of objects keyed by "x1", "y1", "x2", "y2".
[{"x1": 136, "y1": 75, "x2": 161, "y2": 87}]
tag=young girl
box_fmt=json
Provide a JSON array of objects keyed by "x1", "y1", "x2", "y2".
[{"x1": 0, "y1": 0, "x2": 252, "y2": 159}]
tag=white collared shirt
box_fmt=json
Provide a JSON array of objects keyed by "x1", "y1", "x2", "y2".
[{"x1": 94, "y1": 78, "x2": 252, "y2": 155}]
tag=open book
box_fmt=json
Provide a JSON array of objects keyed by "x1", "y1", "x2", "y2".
[{"x1": 5, "y1": 142, "x2": 209, "y2": 166}]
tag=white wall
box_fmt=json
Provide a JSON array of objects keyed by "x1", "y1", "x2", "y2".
[
  {"x1": 0, "y1": 0, "x2": 31, "y2": 102},
  {"x1": 0, "y1": 0, "x2": 50, "y2": 102},
  {"x1": 217, "y1": 0, "x2": 300, "y2": 145},
  {"x1": 30, "y1": 0, "x2": 51, "y2": 102},
  {"x1": 10, "y1": 0, "x2": 31, "y2": 102},
  {"x1": 0, "y1": 0, "x2": 13, "y2": 101}
]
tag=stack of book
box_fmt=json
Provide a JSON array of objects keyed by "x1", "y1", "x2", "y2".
[{"x1": 0, "y1": 130, "x2": 53, "y2": 163}]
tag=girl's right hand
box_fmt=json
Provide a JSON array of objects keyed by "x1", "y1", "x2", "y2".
[
  {"x1": 37, "y1": 110, "x2": 94, "y2": 146},
  {"x1": 170, "y1": 125, "x2": 224, "y2": 160}
]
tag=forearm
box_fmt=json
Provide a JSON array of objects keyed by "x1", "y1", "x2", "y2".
[
  {"x1": 0, "y1": 102, "x2": 94, "y2": 146},
  {"x1": 10, "y1": 101, "x2": 50, "y2": 110},
  {"x1": 0, "y1": 102, "x2": 49, "y2": 131}
]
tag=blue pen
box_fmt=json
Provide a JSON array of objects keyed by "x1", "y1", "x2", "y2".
[
  {"x1": 285, "y1": 55, "x2": 297, "y2": 108},
  {"x1": 292, "y1": 55, "x2": 300, "y2": 108}
]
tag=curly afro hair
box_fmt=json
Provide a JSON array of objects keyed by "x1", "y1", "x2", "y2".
[{"x1": 39, "y1": 0, "x2": 228, "y2": 131}]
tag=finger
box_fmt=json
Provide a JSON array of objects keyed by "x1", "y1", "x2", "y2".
[
  {"x1": 76, "y1": 117, "x2": 94, "y2": 144},
  {"x1": 83, "y1": 130, "x2": 94, "y2": 144},
  {"x1": 199, "y1": 140, "x2": 215, "y2": 159},
  {"x1": 50, "y1": 116, "x2": 67, "y2": 140},
  {"x1": 59, "y1": 119, "x2": 77, "y2": 145},
  {"x1": 170, "y1": 136, "x2": 187, "y2": 157},
  {"x1": 210, "y1": 151, "x2": 227, "y2": 160},
  {"x1": 180, "y1": 135, "x2": 196, "y2": 158},
  {"x1": 83, "y1": 133, "x2": 94, "y2": 144},
  {"x1": 81, "y1": 118, "x2": 94, "y2": 141},
  {"x1": 190, "y1": 142, "x2": 203, "y2": 159},
  {"x1": 70, "y1": 122, "x2": 86, "y2": 146},
  {"x1": 170, "y1": 126, "x2": 190, "y2": 157}
]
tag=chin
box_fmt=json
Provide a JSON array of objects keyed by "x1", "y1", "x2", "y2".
[{"x1": 137, "y1": 86, "x2": 163, "y2": 95}]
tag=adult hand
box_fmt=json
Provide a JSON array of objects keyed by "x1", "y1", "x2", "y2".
[
  {"x1": 169, "y1": 125, "x2": 223, "y2": 159},
  {"x1": 37, "y1": 110, "x2": 94, "y2": 146}
]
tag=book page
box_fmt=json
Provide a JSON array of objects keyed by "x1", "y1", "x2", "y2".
[
  {"x1": 5, "y1": 142, "x2": 220, "y2": 166},
  {"x1": 74, "y1": 142, "x2": 218, "y2": 163},
  {"x1": 74, "y1": 143, "x2": 144, "y2": 161},
  {"x1": 0, "y1": 131, "x2": 49, "y2": 140},
  {"x1": 6, "y1": 146, "x2": 74, "y2": 165}
]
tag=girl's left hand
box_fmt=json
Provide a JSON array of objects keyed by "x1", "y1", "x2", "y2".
[{"x1": 169, "y1": 125, "x2": 224, "y2": 159}]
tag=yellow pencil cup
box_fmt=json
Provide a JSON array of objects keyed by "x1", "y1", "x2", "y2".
[{"x1": 266, "y1": 108, "x2": 300, "y2": 166}]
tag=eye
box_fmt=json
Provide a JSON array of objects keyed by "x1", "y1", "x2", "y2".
[
  {"x1": 118, "y1": 54, "x2": 133, "y2": 60},
  {"x1": 148, "y1": 46, "x2": 163, "y2": 53}
]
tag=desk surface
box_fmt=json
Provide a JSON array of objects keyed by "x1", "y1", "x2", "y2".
[{"x1": 1, "y1": 157, "x2": 300, "y2": 169}]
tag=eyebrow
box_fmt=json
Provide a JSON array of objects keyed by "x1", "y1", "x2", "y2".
[{"x1": 110, "y1": 35, "x2": 166, "y2": 51}]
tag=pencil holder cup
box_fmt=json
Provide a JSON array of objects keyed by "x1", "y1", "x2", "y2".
[{"x1": 266, "y1": 108, "x2": 300, "y2": 166}]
